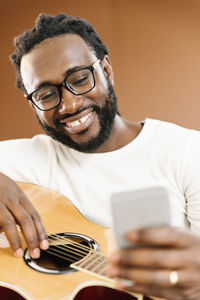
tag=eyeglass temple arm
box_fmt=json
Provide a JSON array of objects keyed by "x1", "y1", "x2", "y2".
[{"x1": 93, "y1": 59, "x2": 101, "y2": 69}]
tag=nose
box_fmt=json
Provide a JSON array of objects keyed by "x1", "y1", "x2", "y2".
[{"x1": 58, "y1": 87, "x2": 84, "y2": 115}]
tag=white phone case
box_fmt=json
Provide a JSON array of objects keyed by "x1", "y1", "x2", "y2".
[{"x1": 111, "y1": 185, "x2": 171, "y2": 249}]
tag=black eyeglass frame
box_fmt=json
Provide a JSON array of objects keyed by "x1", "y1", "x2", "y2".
[{"x1": 24, "y1": 59, "x2": 101, "y2": 111}]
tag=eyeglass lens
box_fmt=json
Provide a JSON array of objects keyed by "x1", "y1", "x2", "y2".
[{"x1": 32, "y1": 68, "x2": 94, "y2": 110}]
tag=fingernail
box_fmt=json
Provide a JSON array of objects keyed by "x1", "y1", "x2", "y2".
[
  {"x1": 40, "y1": 239, "x2": 49, "y2": 250},
  {"x1": 14, "y1": 248, "x2": 24, "y2": 258},
  {"x1": 30, "y1": 248, "x2": 40, "y2": 259},
  {"x1": 120, "y1": 278, "x2": 135, "y2": 287}
]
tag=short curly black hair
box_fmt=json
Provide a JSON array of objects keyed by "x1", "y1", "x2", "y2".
[{"x1": 10, "y1": 13, "x2": 108, "y2": 92}]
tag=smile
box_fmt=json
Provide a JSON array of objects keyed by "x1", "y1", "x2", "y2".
[
  {"x1": 66, "y1": 111, "x2": 93, "y2": 128},
  {"x1": 60, "y1": 110, "x2": 94, "y2": 134}
]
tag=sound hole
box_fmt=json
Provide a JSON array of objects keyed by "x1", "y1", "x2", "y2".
[{"x1": 23, "y1": 232, "x2": 100, "y2": 274}]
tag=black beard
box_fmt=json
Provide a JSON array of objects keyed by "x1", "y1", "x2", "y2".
[{"x1": 36, "y1": 83, "x2": 118, "y2": 152}]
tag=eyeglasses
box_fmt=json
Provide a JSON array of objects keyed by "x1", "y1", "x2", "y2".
[{"x1": 25, "y1": 59, "x2": 101, "y2": 111}]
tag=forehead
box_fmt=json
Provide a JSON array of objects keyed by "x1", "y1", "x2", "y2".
[{"x1": 21, "y1": 34, "x2": 97, "y2": 93}]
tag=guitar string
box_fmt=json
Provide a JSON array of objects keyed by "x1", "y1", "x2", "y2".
[
  {"x1": 46, "y1": 236, "x2": 107, "y2": 270},
  {"x1": 44, "y1": 232, "x2": 108, "y2": 273},
  {"x1": 47, "y1": 233, "x2": 91, "y2": 256},
  {"x1": 43, "y1": 247, "x2": 110, "y2": 278},
  {"x1": 46, "y1": 231, "x2": 107, "y2": 261},
  {"x1": 47, "y1": 237, "x2": 89, "y2": 257},
  {"x1": 46, "y1": 243, "x2": 105, "y2": 264},
  {"x1": 45, "y1": 247, "x2": 108, "y2": 274},
  {"x1": 37, "y1": 239, "x2": 108, "y2": 276},
  {"x1": 46, "y1": 235, "x2": 107, "y2": 266},
  {"x1": 46, "y1": 245, "x2": 85, "y2": 262},
  {"x1": 45, "y1": 243, "x2": 106, "y2": 265},
  {"x1": 47, "y1": 231, "x2": 99, "y2": 253}
]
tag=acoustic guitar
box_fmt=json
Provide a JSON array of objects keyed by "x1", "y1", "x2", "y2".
[{"x1": 0, "y1": 183, "x2": 164, "y2": 300}]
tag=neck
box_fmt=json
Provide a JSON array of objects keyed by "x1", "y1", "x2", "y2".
[
  {"x1": 71, "y1": 249, "x2": 114, "y2": 283},
  {"x1": 91, "y1": 115, "x2": 143, "y2": 153}
]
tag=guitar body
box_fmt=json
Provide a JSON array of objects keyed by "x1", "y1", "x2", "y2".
[{"x1": 0, "y1": 183, "x2": 162, "y2": 300}]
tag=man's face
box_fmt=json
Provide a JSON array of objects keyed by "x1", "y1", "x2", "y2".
[{"x1": 20, "y1": 34, "x2": 118, "y2": 152}]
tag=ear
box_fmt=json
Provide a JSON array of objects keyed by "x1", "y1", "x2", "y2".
[
  {"x1": 24, "y1": 92, "x2": 36, "y2": 112},
  {"x1": 101, "y1": 55, "x2": 114, "y2": 86}
]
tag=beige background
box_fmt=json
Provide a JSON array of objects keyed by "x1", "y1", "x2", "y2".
[{"x1": 1, "y1": 0, "x2": 200, "y2": 140}]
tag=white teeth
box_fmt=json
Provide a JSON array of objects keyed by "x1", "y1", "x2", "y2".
[{"x1": 66, "y1": 112, "x2": 92, "y2": 128}]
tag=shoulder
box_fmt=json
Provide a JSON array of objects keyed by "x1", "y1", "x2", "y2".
[
  {"x1": 145, "y1": 118, "x2": 200, "y2": 141},
  {"x1": 0, "y1": 134, "x2": 63, "y2": 157},
  {"x1": 141, "y1": 119, "x2": 200, "y2": 159}
]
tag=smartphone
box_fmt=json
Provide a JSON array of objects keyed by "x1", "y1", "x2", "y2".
[{"x1": 111, "y1": 185, "x2": 171, "y2": 249}]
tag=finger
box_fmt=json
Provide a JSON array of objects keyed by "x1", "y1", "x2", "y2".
[
  {"x1": 20, "y1": 196, "x2": 48, "y2": 250},
  {"x1": 0, "y1": 202, "x2": 23, "y2": 257},
  {"x1": 110, "y1": 267, "x2": 196, "y2": 288},
  {"x1": 6, "y1": 199, "x2": 42, "y2": 258},
  {"x1": 126, "y1": 226, "x2": 199, "y2": 248},
  {"x1": 6, "y1": 191, "x2": 48, "y2": 253},
  {"x1": 109, "y1": 248, "x2": 194, "y2": 269}
]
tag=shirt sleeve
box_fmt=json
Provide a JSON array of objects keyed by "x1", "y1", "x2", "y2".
[
  {"x1": 0, "y1": 134, "x2": 56, "y2": 187},
  {"x1": 182, "y1": 130, "x2": 200, "y2": 234}
]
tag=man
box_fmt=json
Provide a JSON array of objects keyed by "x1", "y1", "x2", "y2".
[{"x1": 1, "y1": 13, "x2": 200, "y2": 299}]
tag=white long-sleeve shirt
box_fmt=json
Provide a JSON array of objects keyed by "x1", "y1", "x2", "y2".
[{"x1": 0, "y1": 118, "x2": 200, "y2": 231}]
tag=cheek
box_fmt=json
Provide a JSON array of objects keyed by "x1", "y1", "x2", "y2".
[
  {"x1": 90, "y1": 73, "x2": 109, "y2": 102},
  {"x1": 96, "y1": 71, "x2": 108, "y2": 90},
  {"x1": 36, "y1": 110, "x2": 55, "y2": 126}
]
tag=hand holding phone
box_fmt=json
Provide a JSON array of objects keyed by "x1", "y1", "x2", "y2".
[{"x1": 111, "y1": 185, "x2": 171, "y2": 249}]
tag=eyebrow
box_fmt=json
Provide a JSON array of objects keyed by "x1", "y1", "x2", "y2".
[{"x1": 34, "y1": 64, "x2": 89, "y2": 92}]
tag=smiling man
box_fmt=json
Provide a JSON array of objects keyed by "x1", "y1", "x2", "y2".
[
  {"x1": 20, "y1": 34, "x2": 124, "y2": 153},
  {"x1": 1, "y1": 13, "x2": 200, "y2": 300}
]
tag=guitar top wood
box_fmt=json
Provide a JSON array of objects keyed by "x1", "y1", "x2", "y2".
[{"x1": 0, "y1": 183, "x2": 164, "y2": 300}]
